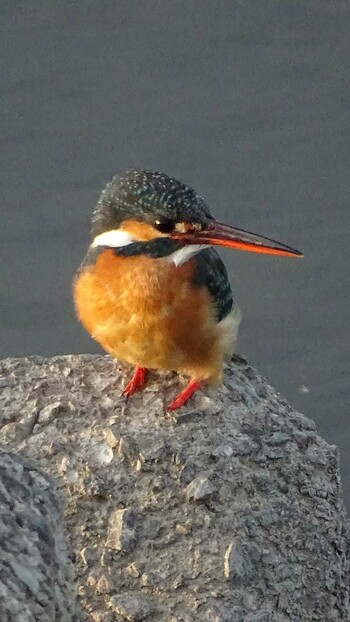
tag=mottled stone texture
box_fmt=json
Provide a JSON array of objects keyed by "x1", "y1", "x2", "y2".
[
  {"x1": 0, "y1": 354, "x2": 349, "y2": 622},
  {"x1": 0, "y1": 448, "x2": 76, "y2": 621}
]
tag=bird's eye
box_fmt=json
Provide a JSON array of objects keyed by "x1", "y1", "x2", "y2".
[{"x1": 153, "y1": 218, "x2": 175, "y2": 234}]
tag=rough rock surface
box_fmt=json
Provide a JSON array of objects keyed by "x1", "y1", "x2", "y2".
[
  {"x1": 0, "y1": 354, "x2": 349, "y2": 622},
  {"x1": 0, "y1": 447, "x2": 76, "y2": 622}
]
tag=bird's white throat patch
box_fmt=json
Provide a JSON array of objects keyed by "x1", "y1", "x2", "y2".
[
  {"x1": 91, "y1": 229, "x2": 207, "y2": 267},
  {"x1": 165, "y1": 245, "x2": 207, "y2": 267}
]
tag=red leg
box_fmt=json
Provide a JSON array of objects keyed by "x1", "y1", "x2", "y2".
[
  {"x1": 167, "y1": 379, "x2": 201, "y2": 412},
  {"x1": 122, "y1": 366, "x2": 147, "y2": 398}
]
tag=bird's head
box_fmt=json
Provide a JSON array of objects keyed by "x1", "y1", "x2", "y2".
[{"x1": 90, "y1": 170, "x2": 303, "y2": 262}]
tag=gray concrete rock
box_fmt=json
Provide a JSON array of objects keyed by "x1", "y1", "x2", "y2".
[
  {"x1": 0, "y1": 354, "x2": 349, "y2": 621},
  {"x1": 0, "y1": 447, "x2": 76, "y2": 621}
]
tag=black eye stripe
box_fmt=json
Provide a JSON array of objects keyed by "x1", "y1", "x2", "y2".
[{"x1": 153, "y1": 218, "x2": 175, "y2": 233}]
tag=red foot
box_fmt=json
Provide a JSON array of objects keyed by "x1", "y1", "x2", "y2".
[
  {"x1": 167, "y1": 379, "x2": 201, "y2": 412},
  {"x1": 122, "y1": 366, "x2": 147, "y2": 398}
]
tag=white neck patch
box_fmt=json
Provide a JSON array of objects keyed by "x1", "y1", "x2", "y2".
[
  {"x1": 91, "y1": 229, "x2": 207, "y2": 267},
  {"x1": 91, "y1": 229, "x2": 135, "y2": 248},
  {"x1": 166, "y1": 244, "x2": 207, "y2": 267}
]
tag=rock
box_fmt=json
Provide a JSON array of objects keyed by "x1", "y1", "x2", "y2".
[
  {"x1": 186, "y1": 476, "x2": 216, "y2": 500},
  {"x1": 224, "y1": 541, "x2": 261, "y2": 584},
  {"x1": 0, "y1": 354, "x2": 349, "y2": 622},
  {"x1": 109, "y1": 593, "x2": 155, "y2": 620},
  {"x1": 0, "y1": 447, "x2": 76, "y2": 621},
  {"x1": 106, "y1": 508, "x2": 137, "y2": 552}
]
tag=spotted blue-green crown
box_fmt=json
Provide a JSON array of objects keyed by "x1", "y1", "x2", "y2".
[{"x1": 91, "y1": 170, "x2": 212, "y2": 236}]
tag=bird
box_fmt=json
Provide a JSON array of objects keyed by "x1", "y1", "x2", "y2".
[{"x1": 73, "y1": 170, "x2": 302, "y2": 411}]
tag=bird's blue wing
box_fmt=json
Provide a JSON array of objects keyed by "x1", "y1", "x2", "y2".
[{"x1": 192, "y1": 248, "x2": 233, "y2": 322}]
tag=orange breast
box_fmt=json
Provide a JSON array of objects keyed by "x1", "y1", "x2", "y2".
[{"x1": 73, "y1": 249, "x2": 224, "y2": 381}]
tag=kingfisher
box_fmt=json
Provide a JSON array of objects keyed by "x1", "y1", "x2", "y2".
[{"x1": 74, "y1": 170, "x2": 302, "y2": 411}]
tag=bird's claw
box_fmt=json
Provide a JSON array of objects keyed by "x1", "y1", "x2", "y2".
[
  {"x1": 122, "y1": 366, "x2": 147, "y2": 398},
  {"x1": 166, "y1": 379, "x2": 201, "y2": 412}
]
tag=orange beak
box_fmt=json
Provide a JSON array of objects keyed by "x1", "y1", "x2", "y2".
[{"x1": 171, "y1": 220, "x2": 303, "y2": 258}]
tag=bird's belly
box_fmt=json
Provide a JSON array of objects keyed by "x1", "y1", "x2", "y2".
[{"x1": 74, "y1": 250, "x2": 225, "y2": 380}]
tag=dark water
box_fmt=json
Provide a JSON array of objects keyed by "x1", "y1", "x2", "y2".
[{"x1": 1, "y1": 2, "x2": 349, "y2": 502}]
